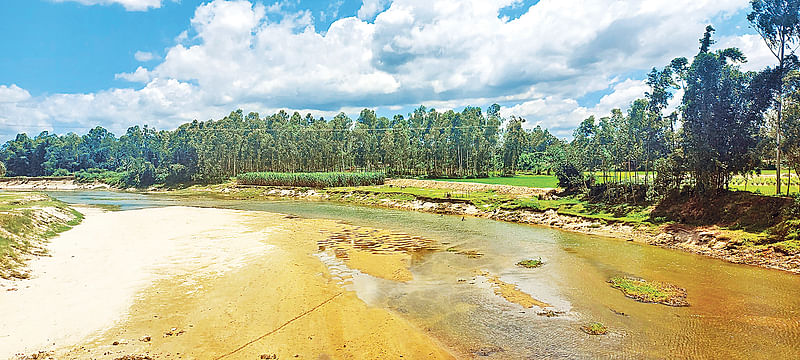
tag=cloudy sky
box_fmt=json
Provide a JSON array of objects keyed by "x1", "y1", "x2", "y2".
[{"x1": 0, "y1": 0, "x2": 776, "y2": 140}]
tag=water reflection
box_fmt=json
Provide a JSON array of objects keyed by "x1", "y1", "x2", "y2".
[{"x1": 49, "y1": 191, "x2": 800, "y2": 359}]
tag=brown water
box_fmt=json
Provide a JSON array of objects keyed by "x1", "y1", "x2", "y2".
[{"x1": 51, "y1": 191, "x2": 800, "y2": 359}]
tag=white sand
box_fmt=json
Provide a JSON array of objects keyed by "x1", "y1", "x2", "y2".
[
  {"x1": 0, "y1": 206, "x2": 277, "y2": 358},
  {"x1": 0, "y1": 179, "x2": 109, "y2": 191}
]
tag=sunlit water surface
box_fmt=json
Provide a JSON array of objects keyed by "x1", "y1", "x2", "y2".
[{"x1": 49, "y1": 191, "x2": 800, "y2": 359}]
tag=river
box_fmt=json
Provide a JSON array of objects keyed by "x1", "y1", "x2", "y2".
[{"x1": 48, "y1": 191, "x2": 800, "y2": 359}]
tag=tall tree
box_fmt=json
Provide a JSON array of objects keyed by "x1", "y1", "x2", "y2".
[{"x1": 748, "y1": 0, "x2": 800, "y2": 193}]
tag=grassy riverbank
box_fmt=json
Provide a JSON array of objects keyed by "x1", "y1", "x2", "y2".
[{"x1": 0, "y1": 192, "x2": 83, "y2": 279}]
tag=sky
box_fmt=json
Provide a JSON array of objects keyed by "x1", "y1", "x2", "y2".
[{"x1": 0, "y1": 0, "x2": 778, "y2": 141}]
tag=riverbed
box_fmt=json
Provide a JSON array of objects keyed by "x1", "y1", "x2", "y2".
[{"x1": 2, "y1": 190, "x2": 799, "y2": 359}]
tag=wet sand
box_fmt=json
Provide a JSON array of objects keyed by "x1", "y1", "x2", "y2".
[{"x1": 0, "y1": 207, "x2": 453, "y2": 359}]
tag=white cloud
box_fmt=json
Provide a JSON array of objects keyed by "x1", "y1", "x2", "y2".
[
  {"x1": 115, "y1": 66, "x2": 153, "y2": 82},
  {"x1": 0, "y1": 85, "x2": 31, "y2": 103},
  {"x1": 719, "y1": 33, "x2": 777, "y2": 72},
  {"x1": 357, "y1": 0, "x2": 388, "y2": 21},
  {"x1": 5, "y1": 0, "x2": 766, "y2": 140},
  {"x1": 502, "y1": 79, "x2": 649, "y2": 137},
  {"x1": 52, "y1": 0, "x2": 164, "y2": 11},
  {"x1": 134, "y1": 51, "x2": 156, "y2": 62}
]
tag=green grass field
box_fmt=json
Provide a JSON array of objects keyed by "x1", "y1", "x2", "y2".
[
  {"x1": 433, "y1": 175, "x2": 559, "y2": 188},
  {"x1": 433, "y1": 172, "x2": 800, "y2": 196}
]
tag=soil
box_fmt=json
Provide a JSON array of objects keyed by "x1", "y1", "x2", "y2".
[{"x1": 1, "y1": 207, "x2": 454, "y2": 359}]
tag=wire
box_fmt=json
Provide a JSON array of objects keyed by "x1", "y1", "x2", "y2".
[
  {"x1": 0, "y1": 124, "x2": 499, "y2": 134},
  {"x1": 212, "y1": 292, "x2": 343, "y2": 360}
]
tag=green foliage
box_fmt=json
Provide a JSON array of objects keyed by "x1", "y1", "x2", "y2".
[
  {"x1": 554, "y1": 161, "x2": 592, "y2": 191},
  {"x1": 772, "y1": 239, "x2": 800, "y2": 254},
  {"x1": 122, "y1": 159, "x2": 156, "y2": 188},
  {"x1": 52, "y1": 168, "x2": 70, "y2": 176},
  {"x1": 580, "y1": 322, "x2": 608, "y2": 335},
  {"x1": 433, "y1": 175, "x2": 558, "y2": 188},
  {"x1": 516, "y1": 259, "x2": 544, "y2": 268},
  {"x1": 75, "y1": 168, "x2": 126, "y2": 186},
  {"x1": 609, "y1": 276, "x2": 689, "y2": 306},
  {"x1": 682, "y1": 27, "x2": 775, "y2": 193},
  {"x1": 236, "y1": 172, "x2": 385, "y2": 188},
  {"x1": 0, "y1": 192, "x2": 83, "y2": 279}
]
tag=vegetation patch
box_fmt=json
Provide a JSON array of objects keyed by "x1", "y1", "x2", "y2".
[
  {"x1": 609, "y1": 276, "x2": 689, "y2": 307},
  {"x1": 580, "y1": 322, "x2": 608, "y2": 335},
  {"x1": 75, "y1": 168, "x2": 127, "y2": 187},
  {"x1": 772, "y1": 240, "x2": 800, "y2": 255},
  {"x1": 0, "y1": 192, "x2": 83, "y2": 279},
  {"x1": 236, "y1": 172, "x2": 384, "y2": 188},
  {"x1": 433, "y1": 175, "x2": 559, "y2": 188},
  {"x1": 516, "y1": 258, "x2": 544, "y2": 268}
]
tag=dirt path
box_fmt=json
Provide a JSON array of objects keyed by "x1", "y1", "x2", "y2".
[{"x1": 0, "y1": 207, "x2": 453, "y2": 360}]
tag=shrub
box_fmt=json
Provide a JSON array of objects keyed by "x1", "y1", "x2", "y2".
[
  {"x1": 236, "y1": 172, "x2": 385, "y2": 188},
  {"x1": 554, "y1": 162, "x2": 593, "y2": 191},
  {"x1": 75, "y1": 168, "x2": 126, "y2": 186},
  {"x1": 52, "y1": 168, "x2": 70, "y2": 176}
]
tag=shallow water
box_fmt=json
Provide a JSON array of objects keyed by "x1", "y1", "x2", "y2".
[{"x1": 49, "y1": 191, "x2": 800, "y2": 359}]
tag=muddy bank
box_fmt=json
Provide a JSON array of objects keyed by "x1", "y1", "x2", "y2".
[
  {"x1": 0, "y1": 206, "x2": 454, "y2": 359},
  {"x1": 0, "y1": 177, "x2": 109, "y2": 191},
  {"x1": 221, "y1": 186, "x2": 800, "y2": 274}
]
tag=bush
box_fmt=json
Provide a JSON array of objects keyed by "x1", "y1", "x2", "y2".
[
  {"x1": 75, "y1": 168, "x2": 126, "y2": 186},
  {"x1": 52, "y1": 168, "x2": 71, "y2": 176},
  {"x1": 236, "y1": 172, "x2": 385, "y2": 188},
  {"x1": 554, "y1": 162, "x2": 593, "y2": 191}
]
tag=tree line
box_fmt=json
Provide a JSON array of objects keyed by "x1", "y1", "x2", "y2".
[
  {"x1": 0, "y1": 106, "x2": 520, "y2": 187},
  {"x1": 2, "y1": 0, "x2": 798, "y2": 199}
]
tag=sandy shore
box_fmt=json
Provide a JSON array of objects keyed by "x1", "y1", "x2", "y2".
[
  {"x1": 0, "y1": 178, "x2": 109, "y2": 191},
  {"x1": 0, "y1": 206, "x2": 453, "y2": 359}
]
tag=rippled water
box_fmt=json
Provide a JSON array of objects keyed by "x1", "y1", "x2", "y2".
[{"x1": 49, "y1": 191, "x2": 800, "y2": 359}]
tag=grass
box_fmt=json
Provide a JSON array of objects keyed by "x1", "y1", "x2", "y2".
[
  {"x1": 580, "y1": 322, "x2": 608, "y2": 335},
  {"x1": 0, "y1": 192, "x2": 83, "y2": 279},
  {"x1": 772, "y1": 239, "x2": 800, "y2": 255},
  {"x1": 433, "y1": 175, "x2": 558, "y2": 188},
  {"x1": 609, "y1": 276, "x2": 689, "y2": 307},
  {"x1": 516, "y1": 259, "x2": 544, "y2": 268},
  {"x1": 236, "y1": 172, "x2": 385, "y2": 188},
  {"x1": 431, "y1": 172, "x2": 800, "y2": 196}
]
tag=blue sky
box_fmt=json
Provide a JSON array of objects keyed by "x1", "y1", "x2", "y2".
[{"x1": 0, "y1": 0, "x2": 772, "y2": 140}]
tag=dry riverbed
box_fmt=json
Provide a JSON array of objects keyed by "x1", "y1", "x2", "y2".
[{"x1": 0, "y1": 206, "x2": 455, "y2": 359}]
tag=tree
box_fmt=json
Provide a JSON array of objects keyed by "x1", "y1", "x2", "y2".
[
  {"x1": 502, "y1": 117, "x2": 526, "y2": 175},
  {"x1": 748, "y1": 0, "x2": 800, "y2": 194},
  {"x1": 681, "y1": 28, "x2": 773, "y2": 192}
]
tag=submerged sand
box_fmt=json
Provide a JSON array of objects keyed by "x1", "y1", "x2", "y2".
[{"x1": 0, "y1": 206, "x2": 453, "y2": 359}]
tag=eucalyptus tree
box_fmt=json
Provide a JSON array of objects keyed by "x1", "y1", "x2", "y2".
[
  {"x1": 502, "y1": 116, "x2": 526, "y2": 175},
  {"x1": 748, "y1": 0, "x2": 800, "y2": 193}
]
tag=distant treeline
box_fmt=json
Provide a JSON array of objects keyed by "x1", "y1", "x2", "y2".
[
  {"x1": 0, "y1": 105, "x2": 561, "y2": 187},
  {"x1": 236, "y1": 172, "x2": 385, "y2": 188}
]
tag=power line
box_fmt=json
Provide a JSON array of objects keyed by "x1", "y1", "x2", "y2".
[{"x1": 0, "y1": 124, "x2": 500, "y2": 134}]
